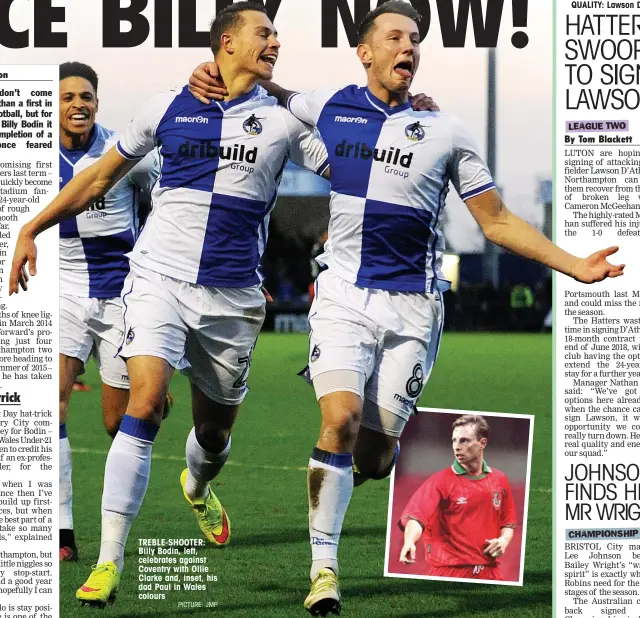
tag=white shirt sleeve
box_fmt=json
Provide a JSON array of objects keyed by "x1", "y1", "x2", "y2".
[
  {"x1": 116, "y1": 90, "x2": 178, "y2": 160},
  {"x1": 447, "y1": 116, "x2": 495, "y2": 201},
  {"x1": 286, "y1": 89, "x2": 338, "y2": 127},
  {"x1": 126, "y1": 148, "x2": 160, "y2": 200},
  {"x1": 283, "y1": 110, "x2": 329, "y2": 175}
]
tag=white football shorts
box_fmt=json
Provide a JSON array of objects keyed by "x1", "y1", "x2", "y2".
[
  {"x1": 119, "y1": 264, "x2": 266, "y2": 405},
  {"x1": 308, "y1": 269, "x2": 444, "y2": 423},
  {"x1": 60, "y1": 294, "x2": 130, "y2": 389}
]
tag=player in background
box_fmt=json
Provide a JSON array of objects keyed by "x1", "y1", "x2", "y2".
[
  {"x1": 56, "y1": 62, "x2": 161, "y2": 563},
  {"x1": 399, "y1": 415, "x2": 517, "y2": 580},
  {"x1": 10, "y1": 2, "x2": 328, "y2": 608},
  {"x1": 189, "y1": 2, "x2": 624, "y2": 614}
]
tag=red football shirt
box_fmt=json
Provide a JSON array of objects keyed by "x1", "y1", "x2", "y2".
[{"x1": 399, "y1": 461, "x2": 517, "y2": 567}]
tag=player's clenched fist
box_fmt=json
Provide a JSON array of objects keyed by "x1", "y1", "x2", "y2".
[
  {"x1": 484, "y1": 537, "x2": 509, "y2": 559},
  {"x1": 399, "y1": 541, "x2": 417, "y2": 564},
  {"x1": 9, "y1": 227, "x2": 37, "y2": 295}
]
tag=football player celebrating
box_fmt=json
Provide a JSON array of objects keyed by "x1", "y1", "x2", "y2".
[
  {"x1": 10, "y1": 2, "x2": 327, "y2": 608},
  {"x1": 56, "y1": 62, "x2": 160, "y2": 563},
  {"x1": 190, "y1": 1, "x2": 624, "y2": 614}
]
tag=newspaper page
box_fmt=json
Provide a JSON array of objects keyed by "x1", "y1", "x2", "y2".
[
  {"x1": 0, "y1": 62, "x2": 59, "y2": 618},
  {"x1": 1, "y1": 1, "x2": 554, "y2": 617},
  {"x1": 556, "y1": 1, "x2": 640, "y2": 617}
]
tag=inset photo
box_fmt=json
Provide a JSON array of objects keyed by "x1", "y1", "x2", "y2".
[{"x1": 385, "y1": 408, "x2": 533, "y2": 586}]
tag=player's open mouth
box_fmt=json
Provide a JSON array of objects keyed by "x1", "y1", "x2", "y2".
[
  {"x1": 393, "y1": 60, "x2": 414, "y2": 79},
  {"x1": 260, "y1": 54, "x2": 278, "y2": 67}
]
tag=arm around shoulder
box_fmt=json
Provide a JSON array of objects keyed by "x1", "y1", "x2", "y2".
[{"x1": 258, "y1": 79, "x2": 298, "y2": 109}]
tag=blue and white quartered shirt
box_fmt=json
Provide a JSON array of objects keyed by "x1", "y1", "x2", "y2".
[
  {"x1": 287, "y1": 86, "x2": 495, "y2": 293},
  {"x1": 116, "y1": 85, "x2": 329, "y2": 288},
  {"x1": 59, "y1": 123, "x2": 159, "y2": 298}
]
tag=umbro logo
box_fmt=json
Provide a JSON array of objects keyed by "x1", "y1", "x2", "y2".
[
  {"x1": 335, "y1": 115, "x2": 368, "y2": 124},
  {"x1": 175, "y1": 116, "x2": 209, "y2": 124},
  {"x1": 456, "y1": 497, "x2": 468, "y2": 505}
]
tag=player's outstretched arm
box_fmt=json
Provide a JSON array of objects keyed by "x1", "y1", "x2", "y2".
[
  {"x1": 9, "y1": 148, "x2": 137, "y2": 295},
  {"x1": 465, "y1": 189, "x2": 625, "y2": 284},
  {"x1": 484, "y1": 527, "x2": 515, "y2": 559},
  {"x1": 399, "y1": 519, "x2": 424, "y2": 564}
]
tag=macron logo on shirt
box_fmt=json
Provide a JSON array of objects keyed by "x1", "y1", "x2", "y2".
[
  {"x1": 175, "y1": 116, "x2": 209, "y2": 124},
  {"x1": 335, "y1": 115, "x2": 368, "y2": 124}
]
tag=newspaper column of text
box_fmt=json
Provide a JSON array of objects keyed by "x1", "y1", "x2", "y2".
[
  {"x1": 0, "y1": 66, "x2": 58, "y2": 618},
  {"x1": 557, "y1": 6, "x2": 640, "y2": 618}
]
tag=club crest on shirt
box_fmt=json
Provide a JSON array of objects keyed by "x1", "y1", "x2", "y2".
[
  {"x1": 493, "y1": 490, "x2": 502, "y2": 509},
  {"x1": 310, "y1": 345, "x2": 321, "y2": 362},
  {"x1": 126, "y1": 327, "x2": 135, "y2": 345},
  {"x1": 405, "y1": 121, "x2": 425, "y2": 142},
  {"x1": 243, "y1": 114, "x2": 263, "y2": 136}
]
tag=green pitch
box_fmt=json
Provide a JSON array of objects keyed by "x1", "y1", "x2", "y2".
[{"x1": 62, "y1": 332, "x2": 552, "y2": 617}]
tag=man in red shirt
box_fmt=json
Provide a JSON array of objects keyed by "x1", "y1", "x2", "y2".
[{"x1": 398, "y1": 414, "x2": 517, "y2": 580}]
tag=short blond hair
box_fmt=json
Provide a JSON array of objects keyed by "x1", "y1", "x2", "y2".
[{"x1": 452, "y1": 415, "x2": 490, "y2": 441}]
